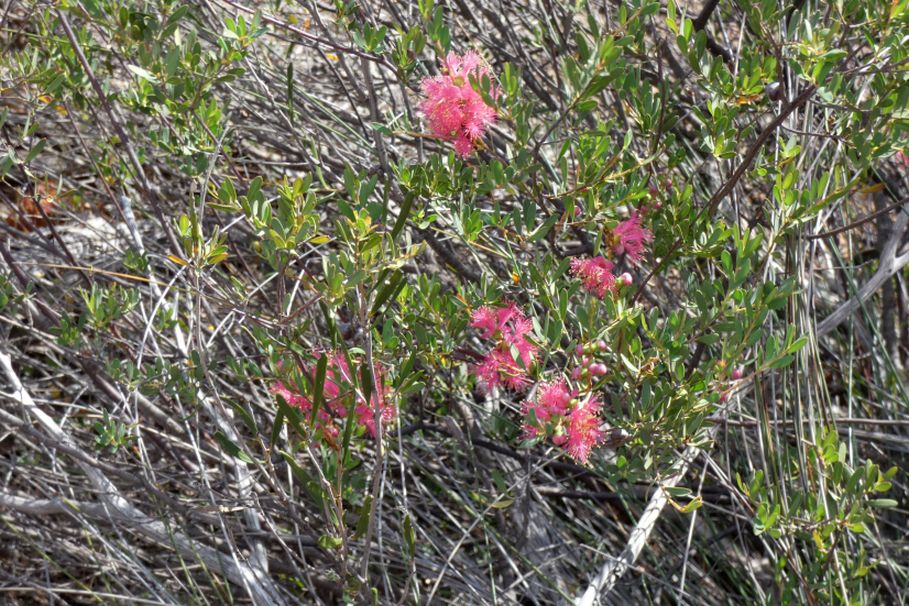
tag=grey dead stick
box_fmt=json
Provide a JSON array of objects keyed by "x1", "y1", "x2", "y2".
[
  {"x1": 572, "y1": 443, "x2": 703, "y2": 606},
  {"x1": 0, "y1": 351, "x2": 287, "y2": 606},
  {"x1": 815, "y1": 201, "x2": 909, "y2": 338}
]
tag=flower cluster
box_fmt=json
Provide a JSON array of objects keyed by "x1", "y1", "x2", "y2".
[
  {"x1": 272, "y1": 352, "x2": 395, "y2": 443},
  {"x1": 471, "y1": 303, "x2": 537, "y2": 391},
  {"x1": 570, "y1": 206, "x2": 654, "y2": 298},
  {"x1": 522, "y1": 380, "x2": 605, "y2": 463},
  {"x1": 420, "y1": 51, "x2": 497, "y2": 156}
]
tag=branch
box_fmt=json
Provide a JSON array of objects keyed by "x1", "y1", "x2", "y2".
[
  {"x1": 633, "y1": 84, "x2": 817, "y2": 302},
  {"x1": 692, "y1": 0, "x2": 733, "y2": 65},
  {"x1": 0, "y1": 351, "x2": 287, "y2": 606},
  {"x1": 815, "y1": 202, "x2": 909, "y2": 337},
  {"x1": 806, "y1": 195, "x2": 909, "y2": 240},
  {"x1": 573, "y1": 444, "x2": 702, "y2": 605}
]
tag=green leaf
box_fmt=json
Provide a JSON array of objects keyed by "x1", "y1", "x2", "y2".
[
  {"x1": 353, "y1": 495, "x2": 373, "y2": 539},
  {"x1": 390, "y1": 192, "x2": 414, "y2": 241},
  {"x1": 371, "y1": 270, "x2": 405, "y2": 317},
  {"x1": 127, "y1": 64, "x2": 158, "y2": 82},
  {"x1": 664, "y1": 486, "x2": 693, "y2": 498},
  {"x1": 403, "y1": 514, "x2": 415, "y2": 557},
  {"x1": 213, "y1": 431, "x2": 255, "y2": 464},
  {"x1": 310, "y1": 354, "x2": 329, "y2": 425},
  {"x1": 528, "y1": 214, "x2": 560, "y2": 242},
  {"x1": 286, "y1": 62, "x2": 295, "y2": 126},
  {"x1": 25, "y1": 139, "x2": 46, "y2": 163}
]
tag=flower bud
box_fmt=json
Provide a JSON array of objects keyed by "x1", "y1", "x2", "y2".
[{"x1": 589, "y1": 363, "x2": 607, "y2": 376}]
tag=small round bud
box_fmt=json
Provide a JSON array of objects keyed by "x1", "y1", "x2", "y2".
[
  {"x1": 731, "y1": 367, "x2": 744, "y2": 380},
  {"x1": 597, "y1": 339, "x2": 607, "y2": 351},
  {"x1": 575, "y1": 344, "x2": 585, "y2": 356},
  {"x1": 619, "y1": 272, "x2": 634, "y2": 286},
  {"x1": 571, "y1": 367, "x2": 582, "y2": 380},
  {"x1": 589, "y1": 363, "x2": 607, "y2": 376}
]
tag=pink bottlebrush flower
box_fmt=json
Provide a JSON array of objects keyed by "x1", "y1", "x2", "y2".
[
  {"x1": 470, "y1": 303, "x2": 537, "y2": 391},
  {"x1": 420, "y1": 51, "x2": 497, "y2": 157},
  {"x1": 354, "y1": 391, "x2": 396, "y2": 438},
  {"x1": 271, "y1": 352, "x2": 395, "y2": 441},
  {"x1": 613, "y1": 211, "x2": 653, "y2": 265},
  {"x1": 271, "y1": 381, "x2": 310, "y2": 411},
  {"x1": 471, "y1": 302, "x2": 531, "y2": 342},
  {"x1": 570, "y1": 256, "x2": 617, "y2": 298},
  {"x1": 475, "y1": 348, "x2": 533, "y2": 391},
  {"x1": 470, "y1": 305, "x2": 501, "y2": 339},
  {"x1": 273, "y1": 379, "x2": 340, "y2": 440},
  {"x1": 537, "y1": 380, "x2": 573, "y2": 416},
  {"x1": 522, "y1": 380, "x2": 573, "y2": 438},
  {"x1": 521, "y1": 399, "x2": 550, "y2": 439},
  {"x1": 565, "y1": 395, "x2": 605, "y2": 463},
  {"x1": 326, "y1": 353, "x2": 395, "y2": 438}
]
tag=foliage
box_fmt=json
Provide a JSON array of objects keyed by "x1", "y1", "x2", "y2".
[{"x1": 1, "y1": 0, "x2": 908, "y2": 604}]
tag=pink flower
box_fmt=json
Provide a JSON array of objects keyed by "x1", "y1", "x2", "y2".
[
  {"x1": 475, "y1": 347, "x2": 534, "y2": 391},
  {"x1": 896, "y1": 151, "x2": 909, "y2": 169},
  {"x1": 522, "y1": 380, "x2": 573, "y2": 438},
  {"x1": 570, "y1": 256, "x2": 616, "y2": 298},
  {"x1": 470, "y1": 306, "x2": 500, "y2": 338},
  {"x1": 271, "y1": 352, "x2": 396, "y2": 441},
  {"x1": 470, "y1": 303, "x2": 537, "y2": 391},
  {"x1": 327, "y1": 353, "x2": 395, "y2": 438},
  {"x1": 271, "y1": 381, "x2": 310, "y2": 411},
  {"x1": 520, "y1": 381, "x2": 606, "y2": 463},
  {"x1": 476, "y1": 349, "x2": 524, "y2": 390},
  {"x1": 420, "y1": 51, "x2": 497, "y2": 157},
  {"x1": 612, "y1": 211, "x2": 653, "y2": 264},
  {"x1": 538, "y1": 380, "x2": 573, "y2": 416},
  {"x1": 470, "y1": 302, "x2": 532, "y2": 342},
  {"x1": 565, "y1": 395, "x2": 605, "y2": 463}
]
